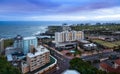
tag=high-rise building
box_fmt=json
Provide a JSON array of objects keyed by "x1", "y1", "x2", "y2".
[
  {"x1": 21, "y1": 45, "x2": 50, "y2": 73},
  {"x1": 14, "y1": 36, "x2": 38, "y2": 55},
  {"x1": 23, "y1": 37, "x2": 38, "y2": 54},
  {"x1": 14, "y1": 35, "x2": 23, "y2": 49},
  {"x1": 0, "y1": 38, "x2": 4, "y2": 55},
  {"x1": 55, "y1": 31, "x2": 84, "y2": 43}
]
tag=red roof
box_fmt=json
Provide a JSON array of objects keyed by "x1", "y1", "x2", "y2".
[
  {"x1": 115, "y1": 59, "x2": 120, "y2": 65},
  {"x1": 100, "y1": 63, "x2": 115, "y2": 72},
  {"x1": 100, "y1": 60, "x2": 120, "y2": 73}
]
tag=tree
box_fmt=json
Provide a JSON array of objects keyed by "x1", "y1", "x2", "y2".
[
  {"x1": 69, "y1": 58, "x2": 114, "y2": 74},
  {"x1": 0, "y1": 56, "x2": 21, "y2": 74}
]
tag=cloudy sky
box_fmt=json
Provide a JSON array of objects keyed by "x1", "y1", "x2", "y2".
[{"x1": 0, "y1": 0, "x2": 120, "y2": 21}]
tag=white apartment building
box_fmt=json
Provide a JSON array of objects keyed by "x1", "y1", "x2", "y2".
[{"x1": 55, "y1": 31, "x2": 84, "y2": 43}]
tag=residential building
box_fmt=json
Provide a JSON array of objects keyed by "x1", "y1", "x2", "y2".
[
  {"x1": 55, "y1": 31, "x2": 84, "y2": 43},
  {"x1": 23, "y1": 37, "x2": 38, "y2": 54},
  {"x1": 14, "y1": 36, "x2": 38, "y2": 55},
  {"x1": 27, "y1": 46, "x2": 50, "y2": 72},
  {"x1": 14, "y1": 35, "x2": 23, "y2": 49},
  {"x1": 100, "y1": 59, "x2": 120, "y2": 73},
  {"x1": 21, "y1": 45, "x2": 57, "y2": 74},
  {"x1": 0, "y1": 38, "x2": 4, "y2": 54},
  {"x1": 55, "y1": 30, "x2": 84, "y2": 48}
]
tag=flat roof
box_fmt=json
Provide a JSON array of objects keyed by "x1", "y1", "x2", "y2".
[
  {"x1": 7, "y1": 54, "x2": 13, "y2": 61},
  {"x1": 83, "y1": 43, "x2": 97, "y2": 47},
  {"x1": 0, "y1": 38, "x2": 4, "y2": 41},
  {"x1": 62, "y1": 70, "x2": 80, "y2": 74},
  {"x1": 115, "y1": 59, "x2": 120, "y2": 65},
  {"x1": 27, "y1": 46, "x2": 49, "y2": 58},
  {"x1": 23, "y1": 36, "x2": 37, "y2": 40},
  {"x1": 79, "y1": 40, "x2": 89, "y2": 43}
]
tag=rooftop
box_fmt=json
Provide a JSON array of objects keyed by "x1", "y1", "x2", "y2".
[
  {"x1": 55, "y1": 30, "x2": 83, "y2": 33},
  {"x1": 0, "y1": 38, "x2": 4, "y2": 41},
  {"x1": 79, "y1": 40, "x2": 90, "y2": 44},
  {"x1": 62, "y1": 70, "x2": 80, "y2": 74},
  {"x1": 23, "y1": 36, "x2": 37, "y2": 40},
  {"x1": 27, "y1": 46, "x2": 49, "y2": 58},
  {"x1": 83, "y1": 43, "x2": 97, "y2": 47},
  {"x1": 14, "y1": 35, "x2": 23, "y2": 40},
  {"x1": 7, "y1": 54, "x2": 13, "y2": 61},
  {"x1": 100, "y1": 59, "x2": 120, "y2": 73},
  {"x1": 115, "y1": 59, "x2": 120, "y2": 65}
]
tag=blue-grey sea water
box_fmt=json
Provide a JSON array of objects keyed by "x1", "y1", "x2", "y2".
[{"x1": 0, "y1": 21, "x2": 62, "y2": 38}]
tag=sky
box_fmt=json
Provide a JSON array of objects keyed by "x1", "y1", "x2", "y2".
[{"x1": 0, "y1": 0, "x2": 120, "y2": 21}]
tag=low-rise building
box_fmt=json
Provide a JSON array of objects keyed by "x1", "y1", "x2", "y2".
[
  {"x1": 83, "y1": 43, "x2": 97, "y2": 50},
  {"x1": 100, "y1": 59, "x2": 120, "y2": 73}
]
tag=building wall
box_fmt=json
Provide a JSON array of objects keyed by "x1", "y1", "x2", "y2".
[
  {"x1": 114, "y1": 63, "x2": 120, "y2": 69},
  {"x1": 0, "y1": 39, "x2": 4, "y2": 54},
  {"x1": 21, "y1": 62, "x2": 29, "y2": 74},
  {"x1": 23, "y1": 38, "x2": 38, "y2": 54},
  {"x1": 55, "y1": 31, "x2": 84, "y2": 43},
  {"x1": 27, "y1": 52, "x2": 50, "y2": 72},
  {"x1": 14, "y1": 40, "x2": 23, "y2": 49}
]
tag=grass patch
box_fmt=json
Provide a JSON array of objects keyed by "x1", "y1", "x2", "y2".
[{"x1": 92, "y1": 39, "x2": 118, "y2": 48}]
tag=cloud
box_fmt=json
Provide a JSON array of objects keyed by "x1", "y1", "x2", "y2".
[{"x1": 0, "y1": 0, "x2": 120, "y2": 21}]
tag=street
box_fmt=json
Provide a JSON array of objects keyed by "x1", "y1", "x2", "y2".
[{"x1": 44, "y1": 44, "x2": 70, "y2": 74}]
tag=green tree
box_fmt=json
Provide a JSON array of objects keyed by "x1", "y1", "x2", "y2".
[{"x1": 0, "y1": 56, "x2": 21, "y2": 74}]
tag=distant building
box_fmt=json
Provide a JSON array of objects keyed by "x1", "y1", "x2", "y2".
[
  {"x1": 62, "y1": 24, "x2": 71, "y2": 31},
  {"x1": 21, "y1": 45, "x2": 57, "y2": 74},
  {"x1": 100, "y1": 59, "x2": 120, "y2": 73},
  {"x1": 55, "y1": 31, "x2": 84, "y2": 43},
  {"x1": 0, "y1": 38, "x2": 4, "y2": 54},
  {"x1": 23, "y1": 37, "x2": 38, "y2": 54}
]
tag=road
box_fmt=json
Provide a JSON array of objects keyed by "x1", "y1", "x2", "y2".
[
  {"x1": 81, "y1": 51, "x2": 120, "y2": 61},
  {"x1": 44, "y1": 44, "x2": 70, "y2": 74},
  {"x1": 80, "y1": 51, "x2": 120, "y2": 69}
]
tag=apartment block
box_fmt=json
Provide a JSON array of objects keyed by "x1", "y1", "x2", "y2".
[
  {"x1": 55, "y1": 31, "x2": 84, "y2": 43},
  {"x1": 21, "y1": 45, "x2": 50, "y2": 73}
]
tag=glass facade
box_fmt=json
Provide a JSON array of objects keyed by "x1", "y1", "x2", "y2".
[{"x1": 23, "y1": 38, "x2": 38, "y2": 54}]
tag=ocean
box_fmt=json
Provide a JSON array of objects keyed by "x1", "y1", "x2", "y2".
[{"x1": 0, "y1": 21, "x2": 63, "y2": 38}]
